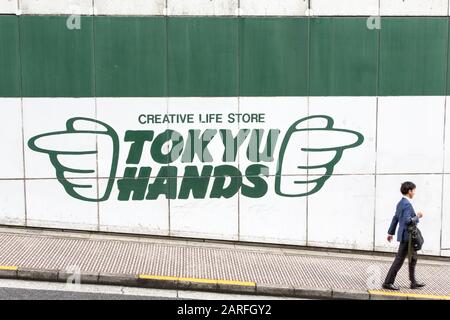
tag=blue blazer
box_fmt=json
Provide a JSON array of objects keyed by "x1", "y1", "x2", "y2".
[{"x1": 388, "y1": 197, "x2": 420, "y2": 242}]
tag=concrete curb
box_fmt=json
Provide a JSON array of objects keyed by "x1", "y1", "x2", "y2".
[
  {"x1": 293, "y1": 285, "x2": 333, "y2": 299},
  {"x1": 0, "y1": 266, "x2": 18, "y2": 279},
  {"x1": 0, "y1": 266, "x2": 426, "y2": 300},
  {"x1": 17, "y1": 268, "x2": 58, "y2": 282},
  {"x1": 58, "y1": 270, "x2": 99, "y2": 284},
  {"x1": 138, "y1": 276, "x2": 179, "y2": 290},
  {"x1": 255, "y1": 283, "x2": 295, "y2": 297},
  {"x1": 332, "y1": 288, "x2": 370, "y2": 300}
]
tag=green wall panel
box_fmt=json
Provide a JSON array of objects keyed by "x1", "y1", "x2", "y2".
[
  {"x1": 239, "y1": 18, "x2": 308, "y2": 97},
  {"x1": 168, "y1": 17, "x2": 238, "y2": 97},
  {"x1": 0, "y1": 15, "x2": 448, "y2": 97},
  {"x1": 94, "y1": 17, "x2": 167, "y2": 97},
  {"x1": 379, "y1": 18, "x2": 448, "y2": 96},
  {"x1": 20, "y1": 16, "x2": 94, "y2": 97},
  {"x1": 310, "y1": 18, "x2": 378, "y2": 96},
  {"x1": 0, "y1": 16, "x2": 20, "y2": 97}
]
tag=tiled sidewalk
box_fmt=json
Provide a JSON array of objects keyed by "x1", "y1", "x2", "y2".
[{"x1": 0, "y1": 227, "x2": 449, "y2": 300}]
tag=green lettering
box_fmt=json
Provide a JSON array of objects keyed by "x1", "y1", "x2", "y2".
[
  {"x1": 181, "y1": 129, "x2": 217, "y2": 163},
  {"x1": 146, "y1": 166, "x2": 177, "y2": 199},
  {"x1": 124, "y1": 130, "x2": 154, "y2": 164},
  {"x1": 219, "y1": 129, "x2": 251, "y2": 162},
  {"x1": 151, "y1": 130, "x2": 184, "y2": 164},
  {"x1": 210, "y1": 165, "x2": 242, "y2": 199},
  {"x1": 178, "y1": 166, "x2": 213, "y2": 199},
  {"x1": 241, "y1": 164, "x2": 269, "y2": 198},
  {"x1": 246, "y1": 129, "x2": 280, "y2": 162},
  {"x1": 117, "y1": 167, "x2": 151, "y2": 201}
]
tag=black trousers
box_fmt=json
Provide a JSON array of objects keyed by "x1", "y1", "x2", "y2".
[{"x1": 384, "y1": 241, "x2": 418, "y2": 284}]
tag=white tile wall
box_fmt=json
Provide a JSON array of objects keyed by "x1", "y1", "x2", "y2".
[
  {"x1": 13, "y1": 0, "x2": 450, "y2": 15},
  {"x1": 307, "y1": 175, "x2": 375, "y2": 250},
  {"x1": 374, "y1": 174, "x2": 442, "y2": 256},
  {"x1": 443, "y1": 96, "x2": 450, "y2": 173},
  {"x1": 98, "y1": 178, "x2": 170, "y2": 235},
  {"x1": 3, "y1": 95, "x2": 450, "y2": 256},
  {"x1": 380, "y1": 0, "x2": 448, "y2": 16},
  {"x1": 239, "y1": 176, "x2": 307, "y2": 245},
  {"x1": 311, "y1": 0, "x2": 379, "y2": 16},
  {"x1": 238, "y1": 97, "x2": 308, "y2": 177},
  {"x1": 0, "y1": 99, "x2": 24, "y2": 179},
  {"x1": 0, "y1": 180, "x2": 25, "y2": 226},
  {"x1": 309, "y1": 97, "x2": 376, "y2": 175},
  {"x1": 0, "y1": 0, "x2": 18, "y2": 13},
  {"x1": 377, "y1": 96, "x2": 445, "y2": 174},
  {"x1": 170, "y1": 177, "x2": 239, "y2": 240},
  {"x1": 23, "y1": 98, "x2": 97, "y2": 179},
  {"x1": 26, "y1": 178, "x2": 98, "y2": 230},
  {"x1": 94, "y1": 0, "x2": 166, "y2": 15},
  {"x1": 239, "y1": 0, "x2": 308, "y2": 16},
  {"x1": 20, "y1": 0, "x2": 94, "y2": 14},
  {"x1": 167, "y1": 0, "x2": 238, "y2": 16}
]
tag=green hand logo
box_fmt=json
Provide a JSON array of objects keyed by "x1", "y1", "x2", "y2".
[
  {"x1": 275, "y1": 115, "x2": 364, "y2": 197},
  {"x1": 28, "y1": 117, "x2": 119, "y2": 202}
]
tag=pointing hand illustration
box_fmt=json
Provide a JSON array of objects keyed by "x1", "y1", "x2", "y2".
[
  {"x1": 28, "y1": 117, "x2": 119, "y2": 202},
  {"x1": 275, "y1": 115, "x2": 364, "y2": 197}
]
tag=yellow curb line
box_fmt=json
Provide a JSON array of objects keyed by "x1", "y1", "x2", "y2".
[
  {"x1": 139, "y1": 275, "x2": 255, "y2": 287},
  {"x1": 369, "y1": 290, "x2": 450, "y2": 300},
  {"x1": 0, "y1": 266, "x2": 18, "y2": 271}
]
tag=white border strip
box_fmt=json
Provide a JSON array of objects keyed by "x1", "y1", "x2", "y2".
[{"x1": 1, "y1": 0, "x2": 449, "y2": 16}]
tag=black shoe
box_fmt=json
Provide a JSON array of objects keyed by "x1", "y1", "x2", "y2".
[
  {"x1": 382, "y1": 283, "x2": 400, "y2": 290},
  {"x1": 410, "y1": 282, "x2": 425, "y2": 289}
]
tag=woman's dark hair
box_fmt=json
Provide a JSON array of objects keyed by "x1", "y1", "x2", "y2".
[{"x1": 400, "y1": 181, "x2": 416, "y2": 195}]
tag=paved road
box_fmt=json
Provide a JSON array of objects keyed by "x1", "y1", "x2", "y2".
[
  {"x1": 0, "y1": 287, "x2": 173, "y2": 300},
  {"x1": 0, "y1": 279, "x2": 300, "y2": 300},
  {"x1": 0, "y1": 279, "x2": 177, "y2": 300}
]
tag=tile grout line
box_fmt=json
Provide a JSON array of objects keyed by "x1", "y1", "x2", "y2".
[
  {"x1": 235, "y1": 0, "x2": 243, "y2": 241},
  {"x1": 439, "y1": 14, "x2": 450, "y2": 253},
  {"x1": 91, "y1": 6, "x2": 101, "y2": 232},
  {"x1": 373, "y1": 9, "x2": 381, "y2": 252},
  {"x1": 165, "y1": 1, "x2": 171, "y2": 237},
  {"x1": 305, "y1": 7, "x2": 311, "y2": 247},
  {"x1": 237, "y1": 2, "x2": 241, "y2": 242},
  {"x1": 17, "y1": 10, "x2": 27, "y2": 227},
  {"x1": 378, "y1": 0, "x2": 380, "y2": 18}
]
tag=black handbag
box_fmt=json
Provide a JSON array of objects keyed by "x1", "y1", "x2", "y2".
[{"x1": 407, "y1": 220, "x2": 424, "y2": 251}]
